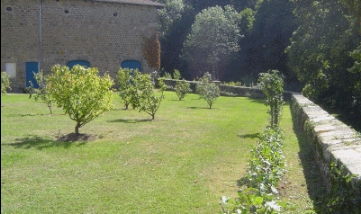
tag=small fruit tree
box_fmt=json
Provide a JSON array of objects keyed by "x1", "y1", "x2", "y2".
[
  {"x1": 137, "y1": 74, "x2": 166, "y2": 120},
  {"x1": 258, "y1": 70, "x2": 284, "y2": 127},
  {"x1": 175, "y1": 80, "x2": 192, "y2": 100},
  {"x1": 47, "y1": 65, "x2": 114, "y2": 134},
  {"x1": 1, "y1": 71, "x2": 11, "y2": 96},
  {"x1": 196, "y1": 72, "x2": 220, "y2": 109},
  {"x1": 117, "y1": 68, "x2": 137, "y2": 110}
]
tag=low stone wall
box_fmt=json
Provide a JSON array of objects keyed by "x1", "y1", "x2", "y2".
[
  {"x1": 290, "y1": 93, "x2": 361, "y2": 196},
  {"x1": 160, "y1": 79, "x2": 292, "y2": 100}
]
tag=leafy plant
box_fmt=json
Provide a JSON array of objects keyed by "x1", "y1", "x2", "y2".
[
  {"x1": 196, "y1": 72, "x2": 220, "y2": 109},
  {"x1": 221, "y1": 126, "x2": 287, "y2": 213},
  {"x1": 323, "y1": 162, "x2": 361, "y2": 214},
  {"x1": 258, "y1": 70, "x2": 284, "y2": 127},
  {"x1": 173, "y1": 69, "x2": 181, "y2": 80},
  {"x1": 1, "y1": 71, "x2": 11, "y2": 96},
  {"x1": 116, "y1": 68, "x2": 137, "y2": 110},
  {"x1": 137, "y1": 75, "x2": 166, "y2": 120},
  {"x1": 47, "y1": 65, "x2": 114, "y2": 134},
  {"x1": 174, "y1": 80, "x2": 192, "y2": 100},
  {"x1": 163, "y1": 72, "x2": 172, "y2": 79},
  {"x1": 33, "y1": 71, "x2": 54, "y2": 114}
]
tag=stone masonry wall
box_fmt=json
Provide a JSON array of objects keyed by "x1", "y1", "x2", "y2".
[
  {"x1": 1, "y1": 0, "x2": 160, "y2": 90},
  {"x1": 290, "y1": 93, "x2": 361, "y2": 197}
]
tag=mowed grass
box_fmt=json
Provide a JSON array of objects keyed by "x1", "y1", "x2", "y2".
[{"x1": 1, "y1": 92, "x2": 318, "y2": 213}]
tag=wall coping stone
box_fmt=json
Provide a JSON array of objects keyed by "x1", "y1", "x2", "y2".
[{"x1": 290, "y1": 92, "x2": 361, "y2": 196}]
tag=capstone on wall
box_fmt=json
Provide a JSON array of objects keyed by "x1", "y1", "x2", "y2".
[{"x1": 1, "y1": 0, "x2": 160, "y2": 91}]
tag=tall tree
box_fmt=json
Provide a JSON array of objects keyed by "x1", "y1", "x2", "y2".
[
  {"x1": 182, "y1": 5, "x2": 242, "y2": 80},
  {"x1": 287, "y1": 0, "x2": 361, "y2": 122}
]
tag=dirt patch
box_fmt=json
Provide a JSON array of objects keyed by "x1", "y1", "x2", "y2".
[{"x1": 57, "y1": 133, "x2": 98, "y2": 142}]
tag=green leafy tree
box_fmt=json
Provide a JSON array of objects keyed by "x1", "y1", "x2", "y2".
[
  {"x1": 116, "y1": 68, "x2": 138, "y2": 110},
  {"x1": 258, "y1": 70, "x2": 284, "y2": 128},
  {"x1": 47, "y1": 65, "x2": 114, "y2": 135},
  {"x1": 1, "y1": 72, "x2": 11, "y2": 96},
  {"x1": 182, "y1": 5, "x2": 242, "y2": 80},
  {"x1": 157, "y1": 0, "x2": 186, "y2": 35},
  {"x1": 175, "y1": 80, "x2": 192, "y2": 100},
  {"x1": 196, "y1": 72, "x2": 220, "y2": 109},
  {"x1": 287, "y1": 0, "x2": 361, "y2": 121},
  {"x1": 33, "y1": 71, "x2": 54, "y2": 114},
  {"x1": 138, "y1": 75, "x2": 166, "y2": 120}
]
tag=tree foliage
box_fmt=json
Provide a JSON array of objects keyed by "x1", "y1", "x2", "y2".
[
  {"x1": 258, "y1": 70, "x2": 284, "y2": 128},
  {"x1": 47, "y1": 65, "x2": 114, "y2": 134},
  {"x1": 286, "y1": 0, "x2": 361, "y2": 121},
  {"x1": 1, "y1": 72, "x2": 11, "y2": 96},
  {"x1": 33, "y1": 71, "x2": 54, "y2": 114},
  {"x1": 182, "y1": 5, "x2": 242, "y2": 80},
  {"x1": 175, "y1": 80, "x2": 192, "y2": 100},
  {"x1": 196, "y1": 72, "x2": 220, "y2": 109},
  {"x1": 116, "y1": 68, "x2": 138, "y2": 110},
  {"x1": 138, "y1": 77, "x2": 166, "y2": 120}
]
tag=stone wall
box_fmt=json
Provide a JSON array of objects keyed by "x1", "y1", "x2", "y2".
[
  {"x1": 290, "y1": 93, "x2": 361, "y2": 197},
  {"x1": 1, "y1": 0, "x2": 160, "y2": 90}
]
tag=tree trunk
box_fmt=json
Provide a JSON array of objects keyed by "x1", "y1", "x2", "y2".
[
  {"x1": 75, "y1": 122, "x2": 81, "y2": 135},
  {"x1": 48, "y1": 105, "x2": 52, "y2": 115},
  {"x1": 270, "y1": 105, "x2": 275, "y2": 128}
]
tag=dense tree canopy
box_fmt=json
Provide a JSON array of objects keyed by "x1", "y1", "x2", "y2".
[
  {"x1": 156, "y1": 0, "x2": 360, "y2": 128},
  {"x1": 182, "y1": 5, "x2": 242, "y2": 80},
  {"x1": 286, "y1": 0, "x2": 361, "y2": 122}
]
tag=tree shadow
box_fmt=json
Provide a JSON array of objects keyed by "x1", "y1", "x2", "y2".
[
  {"x1": 108, "y1": 118, "x2": 153, "y2": 123},
  {"x1": 238, "y1": 132, "x2": 261, "y2": 139},
  {"x1": 187, "y1": 106, "x2": 215, "y2": 110},
  {"x1": 6, "y1": 113, "x2": 65, "y2": 117},
  {"x1": 1, "y1": 135, "x2": 86, "y2": 150}
]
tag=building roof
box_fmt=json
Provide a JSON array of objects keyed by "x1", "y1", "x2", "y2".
[{"x1": 96, "y1": 0, "x2": 164, "y2": 8}]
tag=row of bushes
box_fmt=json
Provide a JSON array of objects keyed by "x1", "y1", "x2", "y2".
[{"x1": 220, "y1": 70, "x2": 287, "y2": 213}]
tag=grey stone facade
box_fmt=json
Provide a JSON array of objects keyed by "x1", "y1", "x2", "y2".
[{"x1": 1, "y1": 0, "x2": 163, "y2": 91}]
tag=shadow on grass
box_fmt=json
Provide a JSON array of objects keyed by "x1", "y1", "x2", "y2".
[
  {"x1": 1, "y1": 135, "x2": 86, "y2": 150},
  {"x1": 291, "y1": 107, "x2": 328, "y2": 213},
  {"x1": 108, "y1": 118, "x2": 153, "y2": 123},
  {"x1": 187, "y1": 106, "x2": 214, "y2": 110},
  {"x1": 238, "y1": 132, "x2": 260, "y2": 139},
  {"x1": 6, "y1": 113, "x2": 65, "y2": 117}
]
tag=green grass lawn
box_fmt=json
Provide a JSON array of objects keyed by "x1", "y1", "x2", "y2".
[{"x1": 1, "y1": 92, "x2": 323, "y2": 213}]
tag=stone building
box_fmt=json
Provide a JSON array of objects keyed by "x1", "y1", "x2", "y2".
[{"x1": 1, "y1": 0, "x2": 163, "y2": 91}]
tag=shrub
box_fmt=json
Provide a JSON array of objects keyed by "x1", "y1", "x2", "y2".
[
  {"x1": 220, "y1": 127, "x2": 286, "y2": 213},
  {"x1": 1, "y1": 72, "x2": 11, "y2": 96},
  {"x1": 117, "y1": 68, "x2": 137, "y2": 110},
  {"x1": 47, "y1": 65, "x2": 114, "y2": 134},
  {"x1": 173, "y1": 69, "x2": 181, "y2": 80},
  {"x1": 258, "y1": 70, "x2": 284, "y2": 127},
  {"x1": 137, "y1": 74, "x2": 166, "y2": 120},
  {"x1": 196, "y1": 72, "x2": 220, "y2": 109},
  {"x1": 174, "y1": 80, "x2": 192, "y2": 100}
]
